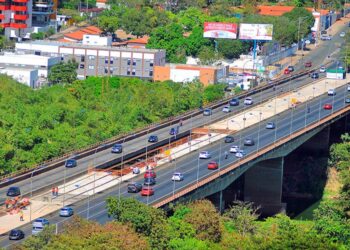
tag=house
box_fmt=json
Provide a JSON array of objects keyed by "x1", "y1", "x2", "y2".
[{"x1": 63, "y1": 26, "x2": 102, "y2": 42}]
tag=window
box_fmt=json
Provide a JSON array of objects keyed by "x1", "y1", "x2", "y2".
[
  {"x1": 150, "y1": 60, "x2": 154, "y2": 67},
  {"x1": 110, "y1": 58, "x2": 114, "y2": 64},
  {"x1": 34, "y1": 51, "x2": 41, "y2": 56},
  {"x1": 88, "y1": 65, "x2": 94, "y2": 70},
  {"x1": 79, "y1": 64, "x2": 84, "y2": 69},
  {"x1": 127, "y1": 59, "x2": 131, "y2": 65},
  {"x1": 104, "y1": 67, "x2": 108, "y2": 74},
  {"x1": 61, "y1": 56, "x2": 64, "y2": 61},
  {"x1": 105, "y1": 57, "x2": 109, "y2": 64},
  {"x1": 149, "y1": 70, "x2": 153, "y2": 77},
  {"x1": 81, "y1": 56, "x2": 85, "y2": 62},
  {"x1": 132, "y1": 61, "x2": 136, "y2": 66},
  {"x1": 132, "y1": 69, "x2": 136, "y2": 76},
  {"x1": 127, "y1": 70, "x2": 131, "y2": 75},
  {"x1": 88, "y1": 55, "x2": 95, "y2": 60},
  {"x1": 110, "y1": 67, "x2": 114, "y2": 74}
]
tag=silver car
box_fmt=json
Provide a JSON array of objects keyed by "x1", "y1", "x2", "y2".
[
  {"x1": 266, "y1": 122, "x2": 275, "y2": 129},
  {"x1": 59, "y1": 207, "x2": 74, "y2": 217}
]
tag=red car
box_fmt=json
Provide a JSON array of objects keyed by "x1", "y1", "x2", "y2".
[
  {"x1": 144, "y1": 170, "x2": 156, "y2": 179},
  {"x1": 141, "y1": 186, "x2": 154, "y2": 196},
  {"x1": 305, "y1": 61, "x2": 312, "y2": 67},
  {"x1": 323, "y1": 103, "x2": 332, "y2": 110},
  {"x1": 208, "y1": 161, "x2": 219, "y2": 170},
  {"x1": 284, "y1": 68, "x2": 290, "y2": 75}
]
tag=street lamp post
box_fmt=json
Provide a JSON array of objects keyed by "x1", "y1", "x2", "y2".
[{"x1": 297, "y1": 16, "x2": 310, "y2": 52}]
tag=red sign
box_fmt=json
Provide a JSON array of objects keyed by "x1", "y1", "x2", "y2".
[{"x1": 203, "y1": 22, "x2": 238, "y2": 39}]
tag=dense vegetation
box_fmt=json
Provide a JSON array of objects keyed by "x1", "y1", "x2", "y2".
[{"x1": 0, "y1": 76, "x2": 225, "y2": 175}]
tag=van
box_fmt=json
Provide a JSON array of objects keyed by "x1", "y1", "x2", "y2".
[{"x1": 32, "y1": 218, "x2": 49, "y2": 235}]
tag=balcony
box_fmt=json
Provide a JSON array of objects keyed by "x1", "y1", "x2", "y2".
[
  {"x1": 13, "y1": 0, "x2": 28, "y2": 2},
  {"x1": 14, "y1": 14, "x2": 28, "y2": 20},
  {"x1": 0, "y1": 23, "x2": 10, "y2": 27},
  {"x1": 10, "y1": 5, "x2": 27, "y2": 11},
  {"x1": 0, "y1": 14, "x2": 4, "y2": 19},
  {"x1": 10, "y1": 22, "x2": 27, "y2": 28},
  {"x1": 0, "y1": 5, "x2": 10, "y2": 10}
]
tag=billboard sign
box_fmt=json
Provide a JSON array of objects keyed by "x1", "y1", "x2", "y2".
[
  {"x1": 203, "y1": 22, "x2": 238, "y2": 39},
  {"x1": 239, "y1": 23, "x2": 273, "y2": 40}
]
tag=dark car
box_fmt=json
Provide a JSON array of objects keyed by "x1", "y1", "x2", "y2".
[
  {"x1": 9, "y1": 229, "x2": 24, "y2": 240},
  {"x1": 229, "y1": 98, "x2": 240, "y2": 106},
  {"x1": 148, "y1": 135, "x2": 158, "y2": 143},
  {"x1": 288, "y1": 66, "x2": 294, "y2": 72},
  {"x1": 311, "y1": 72, "x2": 319, "y2": 79},
  {"x1": 345, "y1": 95, "x2": 350, "y2": 103},
  {"x1": 224, "y1": 136, "x2": 234, "y2": 143},
  {"x1": 169, "y1": 127, "x2": 179, "y2": 135},
  {"x1": 111, "y1": 144, "x2": 122, "y2": 153},
  {"x1": 65, "y1": 159, "x2": 77, "y2": 168},
  {"x1": 144, "y1": 177, "x2": 156, "y2": 186},
  {"x1": 127, "y1": 182, "x2": 143, "y2": 193},
  {"x1": 203, "y1": 108, "x2": 212, "y2": 116},
  {"x1": 244, "y1": 138, "x2": 255, "y2": 146},
  {"x1": 7, "y1": 187, "x2": 21, "y2": 197}
]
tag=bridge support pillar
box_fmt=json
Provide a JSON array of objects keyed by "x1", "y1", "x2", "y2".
[{"x1": 244, "y1": 157, "x2": 286, "y2": 216}]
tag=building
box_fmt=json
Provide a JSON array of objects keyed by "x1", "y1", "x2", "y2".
[
  {"x1": 0, "y1": 0, "x2": 57, "y2": 39},
  {"x1": 15, "y1": 40, "x2": 166, "y2": 79},
  {"x1": 95, "y1": 0, "x2": 109, "y2": 9},
  {"x1": 153, "y1": 64, "x2": 228, "y2": 86},
  {"x1": 62, "y1": 25, "x2": 102, "y2": 43},
  {"x1": 82, "y1": 34, "x2": 112, "y2": 46},
  {"x1": 0, "y1": 52, "x2": 60, "y2": 77},
  {"x1": 0, "y1": 66, "x2": 38, "y2": 87}
]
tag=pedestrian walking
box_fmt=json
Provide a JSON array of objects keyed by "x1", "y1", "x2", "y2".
[
  {"x1": 224, "y1": 151, "x2": 228, "y2": 159},
  {"x1": 19, "y1": 210, "x2": 24, "y2": 221},
  {"x1": 55, "y1": 187, "x2": 58, "y2": 197},
  {"x1": 52, "y1": 187, "x2": 55, "y2": 197},
  {"x1": 179, "y1": 119, "x2": 183, "y2": 126}
]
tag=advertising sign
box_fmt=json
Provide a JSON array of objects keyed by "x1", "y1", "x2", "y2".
[
  {"x1": 203, "y1": 22, "x2": 238, "y2": 39},
  {"x1": 239, "y1": 23, "x2": 273, "y2": 40}
]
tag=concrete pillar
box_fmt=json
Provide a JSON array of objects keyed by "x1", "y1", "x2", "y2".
[{"x1": 244, "y1": 157, "x2": 286, "y2": 216}]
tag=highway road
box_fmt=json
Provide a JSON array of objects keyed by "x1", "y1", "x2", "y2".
[
  {"x1": 1, "y1": 66, "x2": 349, "y2": 248},
  {"x1": 0, "y1": 21, "x2": 346, "y2": 203}
]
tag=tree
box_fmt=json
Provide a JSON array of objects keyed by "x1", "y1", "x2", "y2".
[
  {"x1": 97, "y1": 14, "x2": 119, "y2": 33},
  {"x1": 294, "y1": 0, "x2": 305, "y2": 7},
  {"x1": 183, "y1": 200, "x2": 222, "y2": 243},
  {"x1": 224, "y1": 201, "x2": 259, "y2": 236},
  {"x1": 186, "y1": 26, "x2": 212, "y2": 57},
  {"x1": 202, "y1": 84, "x2": 226, "y2": 104},
  {"x1": 198, "y1": 46, "x2": 221, "y2": 65},
  {"x1": 282, "y1": 7, "x2": 314, "y2": 41},
  {"x1": 217, "y1": 39, "x2": 249, "y2": 60},
  {"x1": 48, "y1": 60, "x2": 78, "y2": 85}
]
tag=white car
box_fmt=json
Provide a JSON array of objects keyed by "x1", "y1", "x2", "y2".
[
  {"x1": 199, "y1": 151, "x2": 211, "y2": 159},
  {"x1": 222, "y1": 106, "x2": 232, "y2": 113},
  {"x1": 235, "y1": 150, "x2": 245, "y2": 158},
  {"x1": 171, "y1": 172, "x2": 184, "y2": 181},
  {"x1": 319, "y1": 66, "x2": 326, "y2": 73},
  {"x1": 244, "y1": 97, "x2": 253, "y2": 105},
  {"x1": 347, "y1": 85, "x2": 350, "y2": 91},
  {"x1": 230, "y1": 145, "x2": 239, "y2": 153},
  {"x1": 340, "y1": 32, "x2": 346, "y2": 37},
  {"x1": 328, "y1": 89, "x2": 336, "y2": 96}
]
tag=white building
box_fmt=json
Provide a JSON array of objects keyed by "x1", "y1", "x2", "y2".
[
  {"x1": 0, "y1": 67, "x2": 38, "y2": 88},
  {"x1": 0, "y1": 53, "x2": 60, "y2": 78},
  {"x1": 82, "y1": 34, "x2": 112, "y2": 46}
]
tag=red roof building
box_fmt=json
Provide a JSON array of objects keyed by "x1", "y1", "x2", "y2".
[{"x1": 64, "y1": 25, "x2": 102, "y2": 42}]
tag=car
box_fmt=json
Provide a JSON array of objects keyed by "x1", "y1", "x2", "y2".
[
  {"x1": 345, "y1": 96, "x2": 350, "y2": 103},
  {"x1": 284, "y1": 68, "x2": 290, "y2": 75},
  {"x1": 144, "y1": 177, "x2": 156, "y2": 186},
  {"x1": 244, "y1": 97, "x2": 253, "y2": 105},
  {"x1": 224, "y1": 136, "x2": 234, "y2": 143},
  {"x1": 199, "y1": 151, "x2": 211, "y2": 159},
  {"x1": 7, "y1": 187, "x2": 21, "y2": 197},
  {"x1": 148, "y1": 135, "x2": 158, "y2": 143},
  {"x1": 207, "y1": 161, "x2": 219, "y2": 170},
  {"x1": 222, "y1": 106, "x2": 232, "y2": 113},
  {"x1": 244, "y1": 138, "x2": 255, "y2": 146},
  {"x1": 144, "y1": 170, "x2": 157, "y2": 179},
  {"x1": 229, "y1": 98, "x2": 239, "y2": 106},
  {"x1": 65, "y1": 159, "x2": 77, "y2": 168},
  {"x1": 328, "y1": 89, "x2": 336, "y2": 96},
  {"x1": 169, "y1": 127, "x2": 179, "y2": 135},
  {"x1": 9, "y1": 229, "x2": 25, "y2": 240},
  {"x1": 132, "y1": 167, "x2": 140, "y2": 174},
  {"x1": 347, "y1": 85, "x2": 350, "y2": 91},
  {"x1": 59, "y1": 207, "x2": 74, "y2": 217},
  {"x1": 141, "y1": 186, "x2": 154, "y2": 196},
  {"x1": 266, "y1": 122, "x2": 275, "y2": 129},
  {"x1": 310, "y1": 72, "x2": 319, "y2": 79},
  {"x1": 304, "y1": 61, "x2": 312, "y2": 67},
  {"x1": 288, "y1": 66, "x2": 294, "y2": 72},
  {"x1": 171, "y1": 172, "x2": 184, "y2": 181},
  {"x1": 111, "y1": 144, "x2": 122, "y2": 153},
  {"x1": 127, "y1": 182, "x2": 143, "y2": 193},
  {"x1": 203, "y1": 108, "x2": 212, "y2": 116},
  {"x1": 230, "y1": 145, "x2": 240, "y2": 153},
  {"x1": 323, "y1": 103, "x2": 332, "y2": 110},
  {"x1": 235, "y1": 150, "x2": 245, "y2": 158},
  {"x1": 320, "y1": 34, "x2": 331, "y2": 40},
  {"x1": 319, "y1": 66, "x2": 326, "y2": 73},
  {"x1": 32, "y1": 218, "x2": 49, "y2": 235},
  {"x1": 340, "y1": 31, "x2": 346, "y2": 37}
]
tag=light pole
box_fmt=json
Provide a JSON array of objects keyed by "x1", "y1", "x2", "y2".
[
  {"x1": 297, "y1": 16, "x2": 310, "y2": 52},
  {"x1": 30, "y1": 167, "x2": 39, "y2": 223},
  {"x1": 249, "y1": 112, "x2": 262, "y2": 152}
]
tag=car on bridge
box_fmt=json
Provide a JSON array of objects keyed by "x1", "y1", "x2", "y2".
[
  {"x1": 266, "y1": 122, "x2": 276, "y2": 129},
  {"x1": 340, "y1": 31, "x2": 346, "y2": 38},
  {"x1": 230, "y1": 145, "x2": 239, "y2": 153},
  {"x1": 8, "y1": 229, "x2": 25, "y2": 240},
  {"x1": 224, "y1": 136, "x2": 234, "y2": 143},
  {"x1": 244, "y1": 97, "x2": 253, "y2": 105},
  {"x1": 65, "y1": 159, "x2": 77, "y2": 168},
  {"x1": 144, "y1": 177, "x2": 156, "y2": 186},
  {"x1": 319, "y1": 66, "x2": 326, "y2": 73},
  {"x1": 127, "y1": 182, "x2": 143, "y2": 193},
  {"x1": 304, "y1": 61, "x2": 312, "y2": 67},
  {"x1": 310, "y1": 72, "x2": 319, "y2": 79},
  {"x1": 288, "y1": 66, "x2": 294, "y2": 72},
  {"x1": 345, "y1": 96, "x2": 350, "y2": 103},
  {"x1": 229, "y1": 98, "x2": 239, "y2": 106},
  {"x1": 323, "y1": 103, "x2": 333, "y2": 110},
  {"x1": 284, "y1": 68, "x2": 290, "y2": 75},
  {"x1": 347, "y1": 85, "x2": 350, "y2": 91},
  {"x1": 203, "y1": 108, "x2": 212, "y2": 116},
  {"x1": 244, "y1": 138, "x2": 255, "y2": 146},
  {"x1": 222, "y1": 106, "x2": 232, "y2": 113},
  {"x1": 148, "y1": 135, "x2": 158, "y2": 143},
  {"x1": 111, "y1": 144, "x2": 123, "y2": 153},
  {"x1": 59, "y1": 207, "x2": 74, "y2": 217},
  {"x1": 208, "y1": 161, "x2": 219, "y2": 170},
  {"x1": 171, "y1": 172, "x2": 184, "y2": 181},
  {"x1": 169, "y1": 127, "x2": 179, "y2": 135},
  {"x1": 6, "y1": 186, "x2": 21, "y2": 197},
  {"x1": 327, "y1": 89, "x2": 336, "y2": 96},
  {"x1": 144, "y1": 170, "x2": 157, "y2": 178},
  {"x1": 199, "y1": 151, "x2": 211, "y2": 159},
  {"x1": 32, "y1": 218, "x2": 49, "y2": 235},
  {"x1": 235, "y1": 150, "x2": 245, "y2": 158},
  {"x1": 141, "y1": 186, "x2": 154, "y2": 196}
]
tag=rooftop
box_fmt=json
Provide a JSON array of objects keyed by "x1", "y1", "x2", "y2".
[
  {"x1": 167, "y1": 63, "x2": 226, "y2": 70},
  {"x1": 257, "y1": 5, "x2": 330, "y2": 16},
  {"x1": 127, "y1": 36, "x2": 149, "y2": 45},
  {"x1": 64, "y1": 25, "x2": 102, "y2": 41}
]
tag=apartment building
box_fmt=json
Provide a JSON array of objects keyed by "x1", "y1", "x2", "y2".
[
  {"x1": 0, "y1": 0, "x2": 56, "y2": 39},
  {"x1": 15, "y1": 40, "x2": 166, "y2": 79}
]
